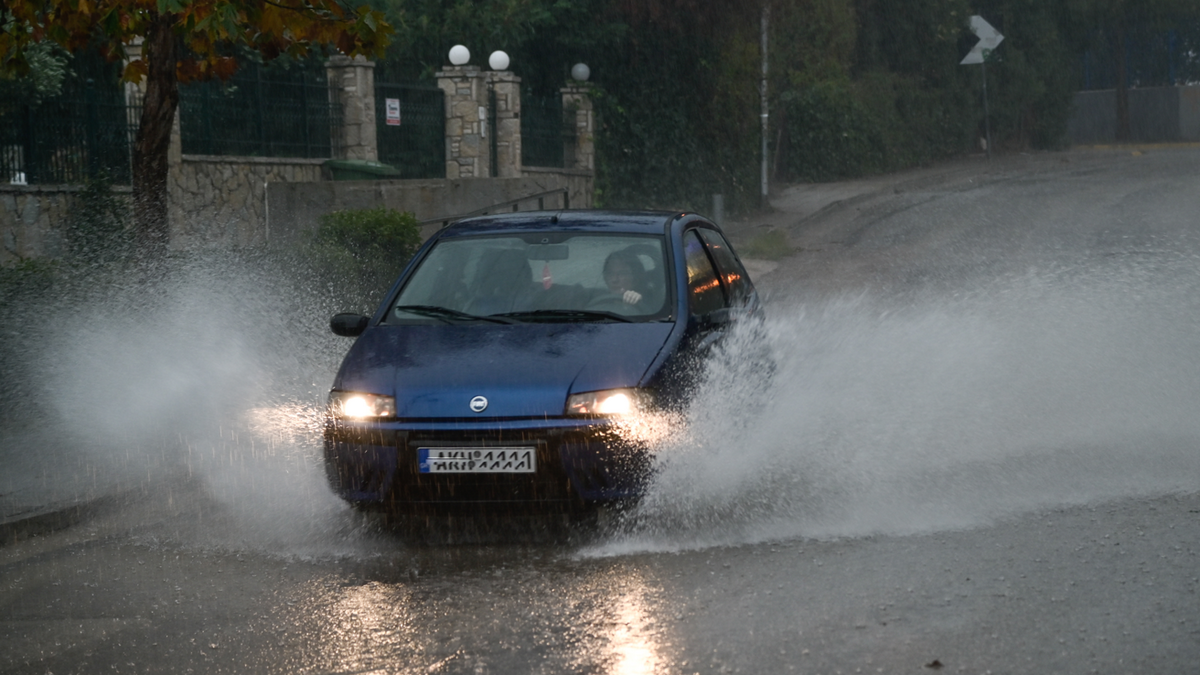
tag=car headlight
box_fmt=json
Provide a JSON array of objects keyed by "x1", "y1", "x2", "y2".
[
  {"x1": 565, "y1": 388, "x2": 646, "y2": 416},
  {"x1": 328, "y1": 391, "x2": 396, "y2": 419}
]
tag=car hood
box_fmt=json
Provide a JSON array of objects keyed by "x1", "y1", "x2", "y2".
[{"x1": 332, "y1": 322, "x2": 674, "y2": 418}]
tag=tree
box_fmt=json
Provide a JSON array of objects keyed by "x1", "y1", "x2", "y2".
[{"x1": 1, "y1": 1, "x2": 391, "y2": 261}]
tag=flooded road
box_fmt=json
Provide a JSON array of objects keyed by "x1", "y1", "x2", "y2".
[{"x1": 3, "y1": 147, "x2": 1199, "y2": 673}]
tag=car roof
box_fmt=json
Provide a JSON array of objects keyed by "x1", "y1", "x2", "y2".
[{"x1": 437, "y1": 210, "x2": 684, "y2": 238}]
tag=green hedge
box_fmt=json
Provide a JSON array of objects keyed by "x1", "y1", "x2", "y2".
[
  {"x1": 304, "y1": 207, "x2": 423, "y2": 311},
  {"x1": 781, "y1": 72, "x2": 976, "y2": 182}
]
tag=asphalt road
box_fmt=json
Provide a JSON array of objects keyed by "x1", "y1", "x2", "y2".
[{"x1": 3, "y1": 147, "x2": 1199, "y2": 674}]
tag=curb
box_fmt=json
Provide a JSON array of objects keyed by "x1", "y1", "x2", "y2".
[
  {"x1": 0, "y1": 473, "x2": 197, "y2": 546},
  {"x1": 0, "y1": 489, "x2": 139, "y2": 546}
]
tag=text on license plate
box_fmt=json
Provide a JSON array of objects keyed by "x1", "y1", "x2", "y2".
[{"x1": 418, "y1": 447, "x2": 536, "y2": 474}]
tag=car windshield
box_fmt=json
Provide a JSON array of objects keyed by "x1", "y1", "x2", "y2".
[{"x1": 385, "y1": 233, "x2": 671, "y2": 324}]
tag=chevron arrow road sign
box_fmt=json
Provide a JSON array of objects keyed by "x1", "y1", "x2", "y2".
[{"x1": 961, "y1": 15, "x2": 1004, "y2": 65}]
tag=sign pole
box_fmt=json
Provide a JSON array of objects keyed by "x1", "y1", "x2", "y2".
[
  {"x1": 982, "y1": 56, "x2": 991, "y2": 159},
  {"x1": 960, "y1": 15, "x2": 1003, "y2": 160}
]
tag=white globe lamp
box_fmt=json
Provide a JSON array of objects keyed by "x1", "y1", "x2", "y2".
[
  {"x1": 448, "y1": 45, "x2": 470, "y2": 66},
  {"x1": 488, "y1": 50, "x2": 510, "y2": 71},
  {"x1": 571, "y1": 63, "x2": 590, "y2": 82}
]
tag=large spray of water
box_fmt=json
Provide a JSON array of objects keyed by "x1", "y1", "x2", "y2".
[
  {"x1": 5, "y1": 227, "x2": 1198, "y2": 556},
  {"x1": 605, "y1": 252, "x2": 1200, "y2": 553}
]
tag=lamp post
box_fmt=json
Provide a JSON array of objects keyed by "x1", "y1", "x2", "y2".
[{"x1": 489, "y1": 51, "x2": 510, "y2": 71}]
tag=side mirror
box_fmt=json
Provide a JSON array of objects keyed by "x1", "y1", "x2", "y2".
[
  {"x1": 330, "y1": 313, "x2": 369, "y2": 337},
  {"x1": 692, "y1": 308, "x2": 734, "y2": 329}
]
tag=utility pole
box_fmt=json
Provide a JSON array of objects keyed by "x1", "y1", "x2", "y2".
[{"x1": 760, "y1": 2, "x2": 770, "y2": 209}]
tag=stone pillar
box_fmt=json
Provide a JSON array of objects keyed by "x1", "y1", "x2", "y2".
[
  {"x1": 561, "y1": 85, "x2": 594, "y2": 172},
  {"x1": 488, "y1": 71, "x2": 522, "y2": 178},
  {"x1": 436, "y1": 66, "x2": 489, "y2": 178},
  {"x1": 326, "y1": 55, "x2": 378, "y2": 161}
]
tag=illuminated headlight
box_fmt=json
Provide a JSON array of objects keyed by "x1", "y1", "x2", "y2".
[
  {"x1": 565, "y1": 389, "x2": 646, "y2": 416},
  {"x1": 328, "y1": 391, "x2": 396, "y2": 419}
]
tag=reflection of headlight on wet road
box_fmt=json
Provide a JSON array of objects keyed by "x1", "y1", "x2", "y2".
[{"x1": 328, "y1": 391, "x2": 397, "y2": 419}]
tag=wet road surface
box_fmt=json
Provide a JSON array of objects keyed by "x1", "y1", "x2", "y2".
[
  {"x1": 3, "y1": 147, "x2": 1200, "y2": 673},
  {"x1": 3, "y1": 482, "x2": 1198, "y2": 674}
]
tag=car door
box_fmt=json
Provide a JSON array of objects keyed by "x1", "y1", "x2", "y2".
[
  {"x1": 696, "y1": 227, "x2": 758, "y2": 311},
  {"x1": 682, "y1": 228, "x2": 731, "y2": 352}
]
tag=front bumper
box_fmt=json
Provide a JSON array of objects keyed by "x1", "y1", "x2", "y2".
[{"x1": 323, "y1": 417, "x2": 649, "y2": 511}]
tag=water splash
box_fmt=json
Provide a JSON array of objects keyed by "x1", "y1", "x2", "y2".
[
  {"x1": 6, "y1": 254, "x2": 386, "y2": 557},
  {"x1": 596, "y1": 254, "x2": 1200, "y2": 554},
  {"x1": 10, "y1": 244, "x2": 1200, "y2": 557}
]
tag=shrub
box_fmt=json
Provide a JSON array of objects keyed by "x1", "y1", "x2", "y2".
[
  {"x1": 305, "y1": 207, "x2": 423, "y2": 311},
  {"x1": 781, "y1": 80, "x2": 890, "y2": 181}
]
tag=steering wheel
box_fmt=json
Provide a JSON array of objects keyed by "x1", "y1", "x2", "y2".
[{"x1": 584, "y1": 293, "x2": 629, "y2": 313}]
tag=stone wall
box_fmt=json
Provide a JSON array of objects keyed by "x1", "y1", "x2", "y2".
[
  {"x1": 267, "y1": 173, "x2": 592, "y2": 247},
  {"x1": 0, "y1": 186, "x2": 85, "y2": 263},
  {"x1": 169, "y1": 155, "x2": 323, "y2": 249},
  {"x1": 3, "y1": 57, "x2": 595, "y2": 262}
]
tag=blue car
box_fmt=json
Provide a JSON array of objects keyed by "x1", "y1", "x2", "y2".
[{"x1": 324, "y1": 210, "x2": 759, "y2": 514}]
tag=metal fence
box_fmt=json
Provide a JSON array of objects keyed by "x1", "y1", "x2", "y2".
[
  {"x1": 178, "y1": 62, "x2": 338, "y2": 158},
  {"x1": 375, "y1": 82, "x2": 445, "y2": 178},
  {"x1": 1, "y1": 85, "x2": 137, "y2": 186},
  {"x1": 522, "y1": 93, "x2": 572, "y2": 169},
  {"x1": 1081, "y1": 29, "x2": 1200, "y2": 91}
]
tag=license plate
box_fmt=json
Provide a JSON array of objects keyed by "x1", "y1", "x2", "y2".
[{"x1": 418, "y1": 447, "x2": 536, "y2": 474}]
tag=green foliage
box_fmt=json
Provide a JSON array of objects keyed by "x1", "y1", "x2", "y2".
[
  {"x1": 590, "y1": 8, "x2": 762, "y2": 214},
  {"x1": 782, "y1": 79, "x2": 887, "y2": 181},
  {"x1": 0, "y1": 41, "x2": 71, "y2": 106},
  {"x1": 779, "y1": 70, "x2": 974, "y2": 181},
  {"x1": 372, "y1": 0, "x2": 620, "y2": 91},
  {"x1": 306, "y1": 207, "x2": 423, "y2": 310},
  {"x1": 738, "y1": 228, "x2": 792, "y2": 260},
  {"x1": 66, "y1": 172, "x2": 134, "y2": 264},
  {"x1": 973, "y1": 0, "x2": 1078, "y2": 150}
]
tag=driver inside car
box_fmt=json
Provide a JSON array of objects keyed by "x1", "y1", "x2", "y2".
[{"x1": 603, "y1": 250, "x2": 648, "y2": 306}]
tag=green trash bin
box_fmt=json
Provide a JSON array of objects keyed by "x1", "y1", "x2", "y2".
[{"x1": 323, "y1": 159, "x2": 402, "y2": 180}]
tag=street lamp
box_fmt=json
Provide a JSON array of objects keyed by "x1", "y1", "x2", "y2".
[
  {"x1": 489, "y1": 50, "x2": 510, "y2": 70},
  {"x1": 448, "y1": 45, "x2": 470, "y2": 66}
]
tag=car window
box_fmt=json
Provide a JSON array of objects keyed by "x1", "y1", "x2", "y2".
[
  {"x1": 697, "y1": 228, "x2": 755, "y2": 306},
  {"x1": 386, "y1": 234, "x2": 670, "y2": 322},
  {"x1": 683, "y1": 229, "x2": 727, "y2": 316}
]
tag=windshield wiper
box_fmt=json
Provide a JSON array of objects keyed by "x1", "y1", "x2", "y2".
[
  {"x1": 392, "y1": 305, "x2": 514, "y2": 324},
  {"x1": 491, "y1": 309, "x2": 634, "y2": 323}
]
